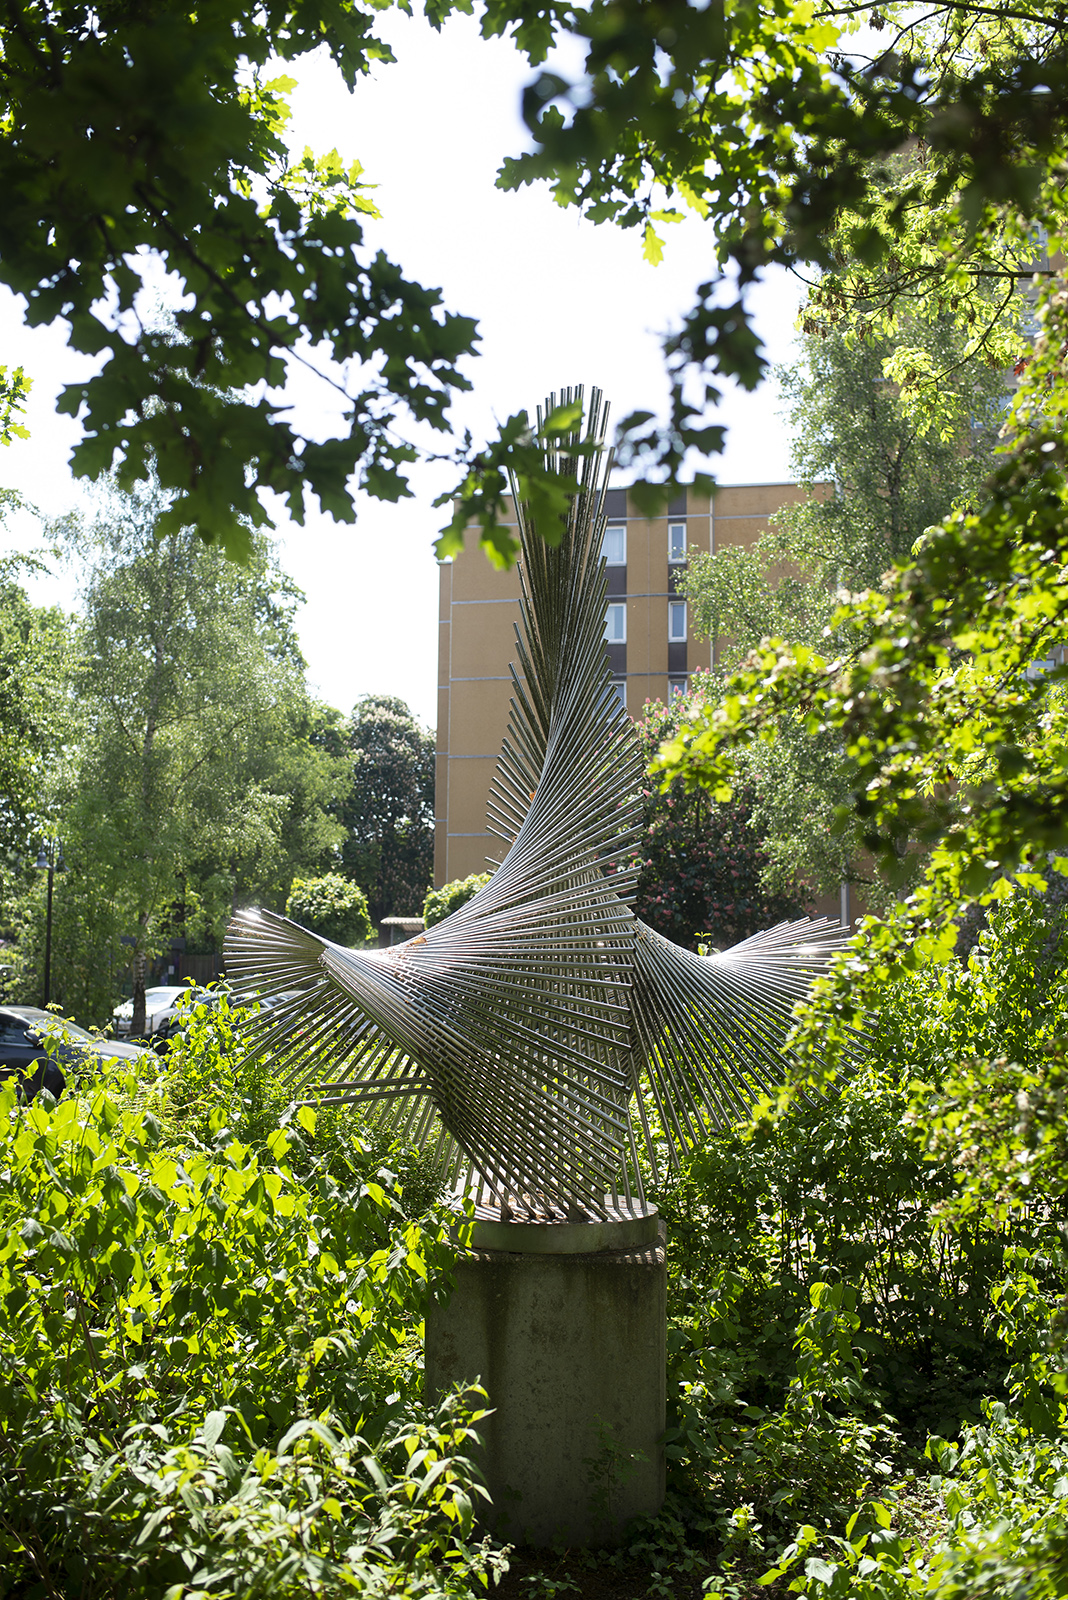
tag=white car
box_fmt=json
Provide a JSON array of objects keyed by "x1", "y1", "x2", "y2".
[{"x1": 111, "y1": 984, "x2": 217, "y2": 1041}]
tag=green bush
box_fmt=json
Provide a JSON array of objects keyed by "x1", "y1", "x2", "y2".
[
  {"x1": 9, "y1": 891, "x2": 1068, "y2": 1596},
  {"x1": 285, "y1": 871, "x2": 373, "y2": 946},
  {"x1": 645, "y1": 888, "x2": 1068, "y2": 1590},
  {"x1": 423, "y1": 872, "x2": 493, "y2": 929},
  {"x1": 660, "y1": 1057, "x2": 1015, "y2": 1455},
  {"x1": 760, "y1": 1408, "x2": 1068, "y2": 1600},
  {"x1": 153, "y1": 990, "x2": 449, "y2": 1216},
  {"x1": 0, "y1": 1018, "x2": 491, "y2": 1597}
]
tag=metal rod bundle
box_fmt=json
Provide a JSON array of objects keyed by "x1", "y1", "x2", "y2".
[{"x1": 225, "y1": 387, "x2": 855, "y2": 1220}]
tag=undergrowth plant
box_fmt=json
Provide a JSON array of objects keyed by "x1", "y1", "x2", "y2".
[
  {"x1": 0, "y1": 1012, "x2": 491, "y2": 1598},
  {"x1": 639, "y1": 889, "x2": 1068, "y2": 1591},
  {"x1": 7, "y1": 890, "x2": 1068, "y2": 1597}
]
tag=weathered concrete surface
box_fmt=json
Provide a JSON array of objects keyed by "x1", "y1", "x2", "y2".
[
  {"x1": 468, "y1": 1203, "x2": 659, "y2": 1256},
  {"x1": 425, "y1": 1222, "x2": 666, "y2": 1548}
]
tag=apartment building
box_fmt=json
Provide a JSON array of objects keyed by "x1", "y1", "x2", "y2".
[{"x1": 434, "y1": 480, "x2": 821, "y2": 887}]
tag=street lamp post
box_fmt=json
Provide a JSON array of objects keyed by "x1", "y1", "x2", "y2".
[{"x1": 34, "y1": 839, "x2": 65, "y2": 1008}]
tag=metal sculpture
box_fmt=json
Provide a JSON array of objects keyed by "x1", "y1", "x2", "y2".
[{"x1": 225, "y1": 388, "x2": 849, "y2": 1221}]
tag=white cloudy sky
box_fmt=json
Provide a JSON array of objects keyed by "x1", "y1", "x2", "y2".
[{"x1": 0, "y1": 10, "x2": 805, "y2": 729}]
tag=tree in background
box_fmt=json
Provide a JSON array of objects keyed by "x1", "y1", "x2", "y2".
[
  {"x1": 209, "y1": 699, "x2": 351, "y2": 923},
  {"x1": 341, "y1": 696, "x2": 435, "y2": 926},
  {"x1": 286, "y1": 873, "x2": 373, "y2": 946},
  {"x1": 673, "y1": 317, "x2": 1008, "y2": 902},
  {"x1": 631, "y1": 685, "x2": 806, "y2": 950},
  {"x1": 423, "y1": 872, "x2": 492, "y2": 929},
  {"x1": 0, "y1": 552, "x2": 76, "y2": 1004},
  {"x1": 681, "y1": 316, "x2": 1007, "y2": 660},
  {"x1": 12, "y1": 483, "x2": 349, "y2": 1028},
  {"x1": 0, "y1": 556, "x2": 72, "y2": 859}
]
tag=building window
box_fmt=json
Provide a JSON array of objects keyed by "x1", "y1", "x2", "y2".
[
  {"x1": 668, "y1": 522, "x2": 686, "y2": 564},
  {"x1": 610, "y1": 679, "x2": 626, "y2": 711},
  {"x1": 668, "y1": 600, "x2": 687, "y2": 642},
  {"x1": 604, "y1": 602, "x2": 627, "y2": 643},
  {"x1": 602, "y1": 524, "x2": 626, "y2": 565},
  {"x1": 668, "y1": 676, "x2": 688, "y2": 699}
]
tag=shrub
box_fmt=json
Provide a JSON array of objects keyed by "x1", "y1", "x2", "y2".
[
  {"x1": 285, "y1": 871, "x2": 373, "y2": 946},
  {"x1": 631, "y1": 689, "x2": 807, "y2": 949},
  {"x1": 658, "y1": 1057, "x2": 1001, "y2": 1500},
  {"x1": 153, "y1": 990, "x2": 448, "y2": 1215},
  {"x1": 423, "y1": 872, "x2": 493, "y2": 928},
  {"x1": 0, "y1": 1021, "x2": 489, "y2": 1597},
  {"x1": 647, "y1": 886, "x2": 1068, "y2": 1585}
]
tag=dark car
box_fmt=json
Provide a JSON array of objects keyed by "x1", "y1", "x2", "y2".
[{"x1": 0, "y1": 1006, "x2": 148, "y2": 1103}]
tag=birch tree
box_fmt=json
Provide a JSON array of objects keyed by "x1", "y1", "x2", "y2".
[{"x1": 62, "y1": 484, "x2": 346, "y2": 1029}]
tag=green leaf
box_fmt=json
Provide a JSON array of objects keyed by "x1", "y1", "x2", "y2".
[{"x1": 201, "y1": 1411, "x2": 227, "y2": 1448}]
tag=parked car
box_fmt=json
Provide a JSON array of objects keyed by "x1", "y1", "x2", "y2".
[
  {"x1": 0, "y1": 1005, "x2": 148, "y2": 1102},
  {"x1": 111, "y1": 984, "x2": 219, "y2": 1043}
]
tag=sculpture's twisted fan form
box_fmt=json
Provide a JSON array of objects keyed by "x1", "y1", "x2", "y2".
[{"x1": 225, "y1": 389, "x2": 849, "y2": 1219}]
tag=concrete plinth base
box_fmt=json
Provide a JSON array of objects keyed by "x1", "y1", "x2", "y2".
[{"x1": 425, "y1": 1213, "x2": 666, "y2": 1548}]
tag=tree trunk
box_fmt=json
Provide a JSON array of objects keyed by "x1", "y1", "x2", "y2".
[
  {"x1": 129, "y1": 556, "x2": 170, "y2": 1043},
  {"x1": 131, "y1": 945, "x2": 148, "y2": 1037}
]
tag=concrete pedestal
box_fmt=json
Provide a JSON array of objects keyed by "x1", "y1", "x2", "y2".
[{"x1": 424, "y1": 1211, "x2": 666, "y2": 1548}]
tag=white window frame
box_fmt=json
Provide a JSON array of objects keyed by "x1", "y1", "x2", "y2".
[
  {"x1": 602, "y1": 523, "x2": 627, "y2": 565},
  {"x1": 668, "y1": 600, "x2": 687, "y2": 643},
  {"x1": 610, "y1": 679, "x2": 627, "y2": 712},
  {"x1": 668, "y1": 521, "x2": 687, "y2": 564},
  {"x1": 604, "y1": 602, "x2": 627, "y2": 644},
  {"x1": 668, "y1": 676, "x2": 688, "y2": 699}
]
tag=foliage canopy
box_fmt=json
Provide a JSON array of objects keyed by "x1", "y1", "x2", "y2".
[
  {"x1": 629, "y1": 686, "x2": 807, "y2": 947},
  {"x1": 3, "y1": 2, "x2": 1065, "y2": 556},
  {"x1": 286, "y1": 871, "x2": 374, "y2": 946},
  {"x1": 341, "y1": 694, "x2": 435, "y2": 926},
  {"x1": 0, "y1": 0, "x2": 480, "y2": 559},
  {"x1": 0, "y1": 364, "x2": 29, "y2": 446}
]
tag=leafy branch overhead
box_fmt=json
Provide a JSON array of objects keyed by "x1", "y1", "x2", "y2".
[
  {"x1": 0, "y1": 364, "x2": 30, "y2": 446},
  {"x1": 488, "y1": 0, "x2": 1068, "y2": 471},
  {"x1": 0, "y1": 1, "x2": 478, "y2": 560},
  {"x1": 4, "y1": 3, "x2": 1066, "y2": 557}
]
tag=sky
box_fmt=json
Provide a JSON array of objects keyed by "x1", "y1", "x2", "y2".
[{"x1": 0, "y1": 9, "x2": 805, "y2": 730}]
